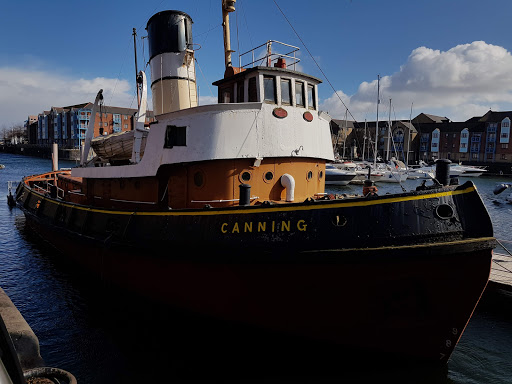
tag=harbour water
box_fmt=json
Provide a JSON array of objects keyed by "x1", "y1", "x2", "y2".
[{"x1": 1, "y1": 152, "x2": 511, "y2": 383}]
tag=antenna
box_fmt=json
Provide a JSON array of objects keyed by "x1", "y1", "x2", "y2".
[{"x1": 133, "y1": 28, "x2": 140, "y2": 107}]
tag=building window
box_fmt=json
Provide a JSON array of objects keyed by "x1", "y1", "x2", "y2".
[
  {"x1": 281, "y1": 79, "x2": 291, "y2": 105},
  {"x1": 472, "y1": 153, "x2": 479, "y2": 160},
  {"x1": 501, "y1": 154, "x2": 507, "y2": 160},
  {"x1": 295, "y1": 81, "x2": 305, "y2": 106},
  {"x1": 487, "y1": 153, "x2": 493, "y2": 159},
  {"x1": 164, "y1": 125, "x2": 187, "y2": 148},
  {"x1": 263, "y1": 76, "x2": 276, "y2": 103},
  {"x1": 433, "y1": 132, "x2": 439, "y2": 139},
  {"x1": 502, "y1": 143, "x2": 509, "y2": 149},
  {"x1": 307, "y1": 84, "x2": 315, "y2": 110},
  {"x1": 124, "y1": 124, "x2": 128, "y2": 129}
]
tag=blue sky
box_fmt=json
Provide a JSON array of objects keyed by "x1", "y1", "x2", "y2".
[{"x1": 1, "y1": 0, "x2": 512, "y2": 128}]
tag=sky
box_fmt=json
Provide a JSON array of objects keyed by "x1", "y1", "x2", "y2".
[{"x1": 1, "y1": 0, "x2": 512, "y2": 129}]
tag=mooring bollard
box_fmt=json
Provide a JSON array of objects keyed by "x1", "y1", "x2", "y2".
[
  {"x1": 435, "y1": 159, "x2": 451, "y2": 186},
  {"x1": 239, "y1": 183, "x2": 251, "y2": 206}
]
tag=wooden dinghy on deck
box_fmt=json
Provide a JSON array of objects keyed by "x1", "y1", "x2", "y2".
[{"x1": 91, "y1": 130, "x2": 148, "y2": 163}]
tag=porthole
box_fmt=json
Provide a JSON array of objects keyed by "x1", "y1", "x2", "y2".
[
  {"x1": 194, "y1": 171, "x2": 204, "y2": 188},
  {"x1": 435, "y1": 204, "x2": 454, "y2": 220},
  {"x1": 239, "y1": 170, "x2": 252, "y2": 183},
  {"x1": 319, "y1": 170, "x2": 324, "y2": 179},
  {"x1": 306, "y1": 170, "x2": 313, "y2": 181},
  {"x1": 263, "y1": 171, "x2": 274, "y2": 183}
]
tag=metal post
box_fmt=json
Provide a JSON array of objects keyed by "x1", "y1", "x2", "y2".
[{"x1": 133, "y1": 28, "x2": 140, "y2": 108}]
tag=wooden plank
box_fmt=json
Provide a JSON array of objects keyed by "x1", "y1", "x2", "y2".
[{"x1": 490, "y1": 252, "x2": 512, "y2": 290}]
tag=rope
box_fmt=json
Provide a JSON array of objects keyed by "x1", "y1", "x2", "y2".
[{"x1": 272, "y1": 0, "x2": 362, "y2": 130}]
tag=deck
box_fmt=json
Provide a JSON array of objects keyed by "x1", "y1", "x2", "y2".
[{"x1": 489, "y1": 240, "x2": 512, "y2": 291}]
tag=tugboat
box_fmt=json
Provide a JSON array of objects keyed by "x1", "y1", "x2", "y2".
[{"x1": 16, "y1": 1, "x2": 495, "y2": 364}]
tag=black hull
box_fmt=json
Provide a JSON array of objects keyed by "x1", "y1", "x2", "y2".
[{"x1": 16, "y1": 180, "x2": 495, "y2": 364}]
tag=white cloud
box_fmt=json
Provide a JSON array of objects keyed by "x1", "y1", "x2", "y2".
[
  {"x1": 198, "y1": 95, "x2": 218, "y2": 105},
  {"x1": 321, "y1": 41, "x2": 512, "y2": 122},
  {"x1": 0, "y1": 67, "x2": 135, "y2": 127}
]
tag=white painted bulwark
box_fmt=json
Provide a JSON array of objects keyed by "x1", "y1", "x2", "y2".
[{"x1": 72, "y1": 103, "x2": 334, "y2": 179}]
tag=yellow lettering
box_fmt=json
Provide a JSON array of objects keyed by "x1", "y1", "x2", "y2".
[
  {"x1": 244, "y1": 222, "x2": 253, "y2": 233},
  {"x1": 281, "y1": 220, "x2": 290, "y2": 232},
  {"x1": 297, "y1": 220, "x2": 307, "y2": 231},
  {"x1": 221, "y1": 223, "x2": 228, "y2": 233},
  {"x1": 258, "y1": 222, "x2": 266, "y2": 232},
  {"x1": 232, "y1": 222, "x2": 240, "y2": 233}
]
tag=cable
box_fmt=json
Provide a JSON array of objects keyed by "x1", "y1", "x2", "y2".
[{"x1": 273, "y1": 0, "x2": 361, "y2": 129}]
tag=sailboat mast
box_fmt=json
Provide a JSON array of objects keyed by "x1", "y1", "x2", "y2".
[
  {"x1": 407, "y1": 102, "x2": 413, "y2": 165},
  {"x1": 343, "y1": 109, "x2": 347, "y2": 160},
  {"x1": 386, "y1": 98, "x2": 391, "y2": 161},
  {"x1": 363, "y1": 119, "x2": 367, "y2": 162},
  {"x1": 374, "y1": 75, "x2": 380, "y2": 168}
]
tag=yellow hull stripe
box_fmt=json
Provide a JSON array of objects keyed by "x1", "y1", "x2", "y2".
[{"x1": 26, "y1": 184, "x2": 477, "y2": 217}]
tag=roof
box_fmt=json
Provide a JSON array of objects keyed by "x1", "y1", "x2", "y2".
[
  {"x1": 478, "y1": 110, "x2": 512, "y2": 123},
  {"x1": 412, "y1": 113, "x2": 450, "y2": 124},
  {"x1": 393, "y1": 121, "x2": 417, "y2": 133},
  {"x1": 213, "y1": 65, "x2": 322, "y2": 86}
]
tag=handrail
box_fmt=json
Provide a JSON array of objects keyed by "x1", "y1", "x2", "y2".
[{"x1": 239, "y1": 40, "x2": 300, "y2": 70}]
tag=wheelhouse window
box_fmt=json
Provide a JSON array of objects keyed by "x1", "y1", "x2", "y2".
[
  {"x1": 237, "y1": 81, "x2": 244, "y2": 103},
  {"x1": 307, "y1": 84, "x2": 315, "y2": 110},
  {"x1": 295, "y1": 81, "x2": 305, "y2": 107},
  {"x1": 220, "y1": 86, "x2": 232, "y2": 103},
  {"x1": 164, "y1": 125, "x2": 187, "y2": 148},
  {"x1": 281, "y1": 79, "x2": 291, "y2": 105},
  {"x1": 248, "y1": 77, "x2": 257, "y2": 102},
  {"x1": 263, "y1": 76, "x2": 276, "y2": 104}
]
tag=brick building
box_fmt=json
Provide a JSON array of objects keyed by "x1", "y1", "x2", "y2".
[
  {"x1": 34, "y1": 103, "x2": 154, "y2": 150},
  {"x1": 330, "y1": 110, "x2": 512, "y2": 166}
]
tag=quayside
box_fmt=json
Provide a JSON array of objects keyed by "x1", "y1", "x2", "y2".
[{"x1": 16, "y1": 1, "x2": 495, "y2": 365}]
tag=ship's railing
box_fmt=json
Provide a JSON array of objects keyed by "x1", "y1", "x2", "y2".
[
  {"x1": 33, "y1": 181, "x2": 65, "y2": 199},
  {"x1": 239, "y1": 40, "x2": 300, "y2": 70}
]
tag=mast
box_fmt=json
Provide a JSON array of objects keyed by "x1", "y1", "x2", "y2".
[
  {"x1": 386, "y1": 98, "x2": 391, "y2": 161},
  {"x1": 363, "y1": 119, "x2": 367, "y2": 162},
  {"x1": 343, "y1": 109, "x2": 347, "y2": 160},
  {"x1": 374, "y1": 75, "x2": 380, "y2": 168},
  {"x1": 407, "y1": 102, "x2": 413, "y2": 165},
  {"x1": 222, "y1": 0, "x2": 236, "y2": 68},
  {"x1": 133, "y1": 28, "x2": 140, "y2": 107}
]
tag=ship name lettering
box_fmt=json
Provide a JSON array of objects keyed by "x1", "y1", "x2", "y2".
[{"x1": 221, "y1": 220, "x2": 307, "y2": 234}]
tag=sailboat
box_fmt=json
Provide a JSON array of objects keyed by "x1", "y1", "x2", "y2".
[{"x1": 16, "y1": 1, "x2": 495, "y2": 364}]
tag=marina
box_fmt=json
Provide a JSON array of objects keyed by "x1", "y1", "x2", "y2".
[
  {"x1": 10, "y1": 4, "x2": 497, "y2": 369},
  {"x1": 1, "y1": 152, "x2": 512, "y2": 382},
  {"x1": 1, "y1": 2, "x2": 512, "y2": 383}
]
